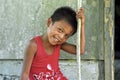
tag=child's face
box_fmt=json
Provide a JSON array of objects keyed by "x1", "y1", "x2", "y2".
[{"x1": 47, "y1": 19, "x2": 74, "y2": 45}]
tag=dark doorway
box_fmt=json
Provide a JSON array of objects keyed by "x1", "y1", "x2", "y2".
[
  {"x1": 115, "y1": 0, "x2": 120, "y2": 59},
  {"x1": 115, "y1": 1, "x2": 120, "y2": 80}
]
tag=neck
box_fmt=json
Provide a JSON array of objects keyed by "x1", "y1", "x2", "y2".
[{"x1": 41, "y1": 34, "x2": 54, "y2": 47}]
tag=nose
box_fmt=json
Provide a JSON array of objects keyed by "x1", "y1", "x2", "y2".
[{"x1": 59, "y1": 33, "x2": 65, "y2": 40}]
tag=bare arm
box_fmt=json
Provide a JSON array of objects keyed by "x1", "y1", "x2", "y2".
[
  {"x1": 20, "y1": 39, "x2": 37, "y2": 80},
  {"x1": 61, "y1": 42, "x2": 76, "y2": 54},
  {"x1": 80, "y1": 22, "x2": 86, "y2": 54},
  {"x1": 78, "y1": 8, "x2": 86, "y2": 54},
  {"x1": 61, "y1": 8, "x2": 86, "y2": 55}
]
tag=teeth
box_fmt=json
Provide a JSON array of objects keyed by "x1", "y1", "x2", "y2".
[{"x1": 54, "y1": 37, "x2": 58, "y2": 42}]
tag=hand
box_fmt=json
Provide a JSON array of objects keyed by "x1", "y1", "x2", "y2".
[{"x1": 76, "y1": 8, "x2": 85, "y2": 25}]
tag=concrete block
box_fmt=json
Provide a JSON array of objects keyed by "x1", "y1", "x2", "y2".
[{"x1": 0, "y1": 60, "x2": 104, "y2": 80}]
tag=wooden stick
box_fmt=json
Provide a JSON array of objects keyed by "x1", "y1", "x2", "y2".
[{"x1": 77, "y1": 0, "x2": 82, "y2": 80}]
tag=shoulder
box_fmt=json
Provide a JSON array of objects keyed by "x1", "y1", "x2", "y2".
[
  {"x1": 30, "y1": 35, "x2": 41, "y2": 46},
  {"x1": 28, "y1": 35, "x2": 42, "y2": 52},
  {"x1": 26, "y1": 38, "x2": 37, "y2": 54},
  {"x1": 29, "y1": 38, "x2": 37, "y2": 48}
]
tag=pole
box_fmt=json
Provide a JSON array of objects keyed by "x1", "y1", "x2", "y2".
[{"x1": 77, "y1": 0, "x2": 82, "y2": 80}]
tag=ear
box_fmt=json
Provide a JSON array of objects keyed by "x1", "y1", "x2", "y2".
[{"x1": 47, "y1": 18, "x2": 52, "y2": 27}]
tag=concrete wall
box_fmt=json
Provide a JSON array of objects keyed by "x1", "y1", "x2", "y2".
[
  {"x1": 0, "y1": 60, "x2": 104, "y2": 80},
  {"x1": 0, "y1": 0, "x2": 106, "y2": 80}
]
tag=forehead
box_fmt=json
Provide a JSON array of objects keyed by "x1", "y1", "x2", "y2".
[{"x1": 53, "y1": 20, "x2": 74, "y2": 34}]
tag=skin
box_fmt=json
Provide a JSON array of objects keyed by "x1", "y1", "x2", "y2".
[{"x1": 20, "y1": 8, "x2": 85, "y2": 80}]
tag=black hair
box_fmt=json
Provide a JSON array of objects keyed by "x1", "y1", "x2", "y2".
[{"x1": 50, "y1": 6, "x2": 77, "y2": 35}]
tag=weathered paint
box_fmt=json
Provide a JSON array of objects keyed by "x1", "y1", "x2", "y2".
[
  {"x1": 81, "y1": 0, "x2": 104, "y2": 60},
  {"x1": 105, "y1": 0, "x2": 110, "y2": 7},
  {"x1": 0, "y1": 0, "x2": 105, "y2": 60},
  {"x1": 104, "y1": 0, "x2": 114, "y2": 80},
  {"x1": 0, "y1": 0, "x2": 77, "y2": 59}
]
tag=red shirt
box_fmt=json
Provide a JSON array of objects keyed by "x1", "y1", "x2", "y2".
[{"x1": 29, "y1": 36, "x2": 67, "y2": 80}]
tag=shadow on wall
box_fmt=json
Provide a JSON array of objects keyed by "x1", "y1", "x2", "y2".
[
  {"x1": 115, "y1": 0, "x2": 120, "y2": 59},
  {"x1": 115, "y1": 0, "x2": 120, "y2": 80}
]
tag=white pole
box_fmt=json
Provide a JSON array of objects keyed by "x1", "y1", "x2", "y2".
[{"x1": 77, "y1": 0, "x2": 82, "y2": 80}]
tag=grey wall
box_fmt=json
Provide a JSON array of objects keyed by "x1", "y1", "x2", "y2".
[
  {"x1": 0, "y1": 0, "x2": 106, "y2": 80},
  {"x1": 0, "y1": 60, "x2": 104, "y2": 80}
]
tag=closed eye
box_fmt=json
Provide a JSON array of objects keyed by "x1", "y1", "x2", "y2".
[
  {"x1": 65, "y1": 34, "x2": 70, "y2": 39},
  {"x1": 58, "y1": 27, "x2": 63, "y2": 33}
]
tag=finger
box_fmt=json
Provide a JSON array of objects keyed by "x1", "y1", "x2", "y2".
[
  {"x1": 80, "y1": 7, "x2": 84, "y2": 10},
  {"x1": 79, "y1": 8, "x2": 84, "y2": 13}
]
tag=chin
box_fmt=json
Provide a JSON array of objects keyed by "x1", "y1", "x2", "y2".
[
  {"x1": 49, "y1": 40, "x2": 57, "y2": 46},
  {"x1": 51, "y1": 43, "x2": 56, "y2": 46}
]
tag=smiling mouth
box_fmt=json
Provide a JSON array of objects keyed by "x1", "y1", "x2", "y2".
[
  {"x1": 54, "y1": 37, "x2": 59, "y2": 42},
  {"x1": 53, "y1": 36, "x2": 60, "y2": 42}
]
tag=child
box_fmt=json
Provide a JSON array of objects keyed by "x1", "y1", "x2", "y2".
[{"x1": 20, "y1": 6, "x2": 85, "y2": 80}]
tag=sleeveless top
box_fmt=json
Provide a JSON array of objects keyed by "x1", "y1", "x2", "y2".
[{"x1": 29, "y1": 36, "x2": 67, "y2": 80}]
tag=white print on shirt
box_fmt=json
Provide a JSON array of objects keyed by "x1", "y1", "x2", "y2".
[{"x1": 33, "y1": 64, "x2": 61, "y2": 80}]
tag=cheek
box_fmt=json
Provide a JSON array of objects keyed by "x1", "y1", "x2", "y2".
[
  {"x1": 47, "y1": 28, "x2": 51, "y2": 34},
  {"x1": 47, "y1": 27, "x2": 54, "y2": 35},
  {"x1": 47, "y1": 29, "x2": 58, "y2": 37}
]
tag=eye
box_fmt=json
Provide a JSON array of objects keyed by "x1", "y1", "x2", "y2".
[
  {"x1": 65, "y1": 34, "x2": 70, "y2": 39},
  {"x1": 57, "y1": 27, "x2": 63, "y2": 33}
]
